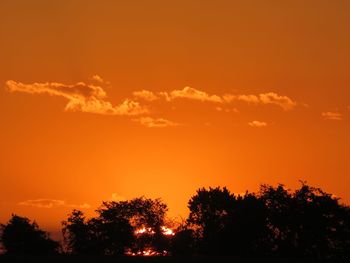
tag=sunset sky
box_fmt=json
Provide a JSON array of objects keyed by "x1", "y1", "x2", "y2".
[{"x1": 1, "y1": 0, "x2": 350, "y2": 235}]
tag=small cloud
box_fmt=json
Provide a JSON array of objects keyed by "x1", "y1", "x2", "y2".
[
  {"x1": 248, "y1": 121, "x2": 268, "y2": 128},
  {"x1": 322, "y1": 111, "x2": 342, "y2": 121},
  {"x1": 133, "y1": 90, "x2": 159, "y2": 101},
  {"x1": 91, "y1": 75, "x2": 110, "y2": 85},
  {"x1": 215, "y1": 106, "x2": 238, "y2": 113},
  {"x1": 224, "y1": 94, "x2": 260, "y2": 104},
  {"x1": 163, "y1": 86, "x2": 223, "y2": 103},
  {"x1": 259, "y1": 92, "x2": 296, "y2": 111},
  {"x1": 92, "y1": 75, "x2": 104, "y2": 83},
  {"x1": 134, "y1": 117, "x2": 179, "y2": 128},
  {"x1": 18, "y1": 199, "x2": 90, "y2": 209}
]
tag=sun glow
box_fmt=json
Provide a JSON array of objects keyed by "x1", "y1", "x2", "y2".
[
  {"x1": 161, "y1": 226, "x2": 175, "y2": 236},
  {"x1": 134, "y1": 226, "x2": 175, "y2": 236},
  {"x1": 128, "y1": 226, "x2": 175, "y2": 256}
]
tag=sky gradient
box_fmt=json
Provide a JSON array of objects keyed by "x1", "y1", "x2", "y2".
[{"x1": 1, "y1": 0, "x2": 350, "y2": 235}]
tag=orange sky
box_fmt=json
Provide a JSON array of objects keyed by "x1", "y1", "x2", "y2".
[{"x1": 1, "y1": 0, "x2": 350, "y2": 235}]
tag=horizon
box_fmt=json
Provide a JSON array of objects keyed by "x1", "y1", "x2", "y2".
[{"x1": 1, "y1": 0, "x2": 350, "y2": 241}]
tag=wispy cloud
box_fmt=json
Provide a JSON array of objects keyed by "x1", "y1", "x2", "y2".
[
  {"x1": 215, "y1": 106, "x2": 239, "y2": 113},
  {"x1": 18, "y1": 199, "x2": 90, "y2": 209},
  {"x1": 162, "y1": 86, "x2": 223, "y2": 103},
  {"x1": 91, "y1": 75, "x2": 109, "y2": 84},
  {"x1": 133, "y1": 90, "x2": 158, "y2": 101},
  {"x1": 248, "y1": 121, "x2": 268, "y2": 128},
  {"x1": 6, "y1": 80, "x2": 148, "y2": 116},
  {"x1": 223, "y1": 92, "x2": 296, "y2": 111},
  {"x1": 132, "y1": 87, "x2": 296, "y2": 111},
  {"x1": 133, "y1": 117, "x2": 179, "y2": 128},
  {"x1": 6, "y1": 78, "x2": 298, "y2": 128},
  {"x1": 322, "y1": 111, "x2": 342, "y2": 121}
]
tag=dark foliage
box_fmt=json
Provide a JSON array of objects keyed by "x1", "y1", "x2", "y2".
[
  {"x1": 186, "y1": 183, "x2": 350, "y2": 259},
  {"x1": 62, "y1": 197, "x2": 170, "y2": 255},
  {"x1": 1, "y1": 182, "x2": 349, "y2": 259},
  {"x1": 0, "y1": 215, "x2": 59, "y2": 255}
]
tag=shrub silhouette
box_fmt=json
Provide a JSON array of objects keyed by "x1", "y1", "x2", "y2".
[{"x1": 0, "y1": 214, "x2": 59, "y2": 255}]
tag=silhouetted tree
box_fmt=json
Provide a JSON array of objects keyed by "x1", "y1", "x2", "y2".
[
  {"x1": 187, "y1": 187, "x2": 236, "y2": 254},
  {"x1": 260, "y1": 182, "x2": 350, "y2": 259},
  {"x1": 59, "y1": 183, "x2": 350, "y2": 258},
  {"x1": 62, "y1": 210, "x2": 91, "y2": 255},
  {"x1": 90, "y1": 213, "x2": 134, "y2": 255},
  {"x1": 98, "y1": 197, "x2": 169, "y2": 254},
  {"x1": 221, "y1": 193, "x2": 271, "y2": 256},
  {"x1": 1, "y1": 214, "x2": 59, "y2": 255},
  {"x1": 62, "y1": 197, "x2": 170, "y2": 255},
  {"x1": 62, "y1": 209, "x2": 133, "y2": 255},
  {"x1": 187, "y1": 187, "x2": 270, "y2": 256}
]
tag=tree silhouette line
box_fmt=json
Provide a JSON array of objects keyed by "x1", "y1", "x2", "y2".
[{"x1": 1, "y1": 182, "x2": 349, "y2": 259}]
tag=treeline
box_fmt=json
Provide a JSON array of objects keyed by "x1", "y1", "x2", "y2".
[{"x1": 1, "y1": 182, "x2": 349, "y2": 259}]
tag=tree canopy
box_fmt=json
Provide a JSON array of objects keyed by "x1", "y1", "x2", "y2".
[
  {"x1": 0, "y1": 215, "x2": 59, "y2": 255},
  {"x1": 1, "y1": 182, "x2": 349, "y2": 259}
]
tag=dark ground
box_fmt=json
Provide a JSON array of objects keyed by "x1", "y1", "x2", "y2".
[{"x1": 0, "y1": 256, "x2": 346, "y2": 263}]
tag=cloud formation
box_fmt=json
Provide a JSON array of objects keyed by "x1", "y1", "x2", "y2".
[
  {"x1": 6, "y1": 78, "x2": 298, "y2": 128},
  {"x1": 133, "y1": 117, "x2": 179, "y2": 128},
  {"x1": 223, "y1": 92, "x2": 296, "y2": 111},
  {"x1": 18, "y1": 199, "x2": 90, "y2": 209},
  {"x1": 132, "y1": 87, "x2": 296, "y2": 111},
  {"x1": 162, "y1": 86, "x2": 223, "y2": 103},
  {"x1": 6, "y1": 80, "x2": 148, "y2": 116},
  {"x1": 133, "y1": 90, "x2": 158, "y2": 101},
  {"x1": 322, "y1": 111, "x2": 342, "y2": 121},
  {"x1": 248, "y1": 121, "x2": 268, "y2": 128}
]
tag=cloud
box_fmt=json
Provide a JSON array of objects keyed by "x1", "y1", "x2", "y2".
[
  {"x1": 132, "y1": 86, "x2": 296, "y2": 111},
  {"x1": 215, "y1": 106, "x2": 239, "y2": 113},
  {"x1": 92, "y1": 75, "x2": 104, "y2": 83},
  {"x1": 6, "y1": 80, "x2": 148, "y2": 116},
  {"x1": 259, "y1": 92, "x2": 296, "y2": 111},
  {"x1": 6, "y1": 79, "x2": 298, "y2": 129},
  {"x1": 161, "y1": 86, "x2": 223, "y2": 103},
  {"x1": 223, "y1": 92, "x2": 296, "y2": 111},
  {"x1": 18, "y1": 199, "x2": 90, "y2": 209},
  {"x1": 133, "y1": 90, "x2": 159, "y2": 101},
  {"x1": 248, "y1": 121, "x2": 268, "y2": 128},
  {"x1": 133, "y1": 117, "x2": 179, "y2": 128},
  {"x1": 322, "y1": 111, "x2": 342, "y2": 121}
]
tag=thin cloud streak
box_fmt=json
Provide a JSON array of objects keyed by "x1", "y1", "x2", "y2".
[
  {"x1": 223, "y1": 92, "x2": 296, "y2": 111},
  {"x1": 133, "y1": 117, "x2": 179, "y2": 128},
  {"x1": 133, "y1": 87, "x2": 297, "y2": 111},
  {"x1": 133, "y1": 90, "x2": 158, "y2": 101},
  {"x1": 322, "y1": 111, "x2": 342, "y2": 121},
  {"x1": 18, "y1": 199, "x2": 90, "y2": 209},
  {"x1": 248, "y1": 121, "x2": 268, "y2": 128}
]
